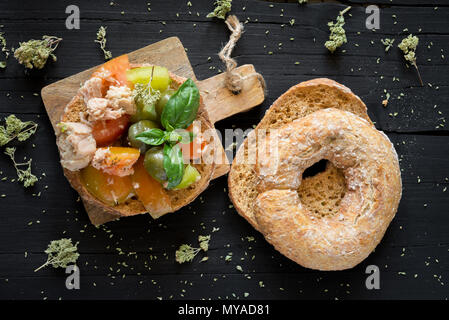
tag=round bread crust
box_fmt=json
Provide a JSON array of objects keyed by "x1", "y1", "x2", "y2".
[
  {"x1": 60, "y1": 67, "x2": 215, "y2": 220},
  {"x1": 228, "y1": 78, "x2": 373, "y2": 230},
  {"x1": 254, "y1": 108, "x2": 402, "y2": 270}
]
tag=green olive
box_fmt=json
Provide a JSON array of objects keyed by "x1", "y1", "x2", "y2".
[
  {"x1": 156, "y1": 89, "x2": 176, "y2": 117},
  {"x1": 144, "y1": 146, "x2": 167, "y2": 183},
  {"x1": 130, "y1": 100, "x2": 159, "y2": 123},
  {"x1": 128, "y1": 120, "x2": 160, "y2": 153}
]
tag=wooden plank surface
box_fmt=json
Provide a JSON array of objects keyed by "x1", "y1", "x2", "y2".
[{"x1": 0, "y1": 0, "x2": 448, "y2": 300}]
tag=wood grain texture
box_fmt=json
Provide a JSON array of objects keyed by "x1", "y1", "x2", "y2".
[
  {"x1": 198, "y1": 64, "x2": 265, "y2": 124},
  {"x1": 0, "y1": 0, "x2": 447, "y2": 300}
]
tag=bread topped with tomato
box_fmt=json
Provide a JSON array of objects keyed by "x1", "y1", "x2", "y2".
[{"x1": 56, "y1": 55, "x2": 216, "y2": 224}]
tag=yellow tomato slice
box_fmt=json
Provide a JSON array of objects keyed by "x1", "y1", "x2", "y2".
[
  {"x1": 80, "y1": 165, "x2": 134, "y2": 206},
  {"x1": 131, "y1": 157, "x2": 172, "y2": 218},
  {"x1": 94, "y1": 147, "x2": 140, "y2": 176}
]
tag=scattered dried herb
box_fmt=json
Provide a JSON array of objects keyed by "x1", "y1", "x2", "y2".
[
  {"x1": 14, "y1": 35, "x2": 62, "y2": 69},
  {"x1": 325, "y1": 6, "x2": 351, "y2": 53},
  {"x1": 225, "y1": 252, "x2": 233, "y2": 262},
  {"x1": 381, "y1": 38, "x2": 395, "y2": 52},
  {"x1": 382, "y1": 92, "x2": 391, "y2": 107},
  {"x1": 34, "y1": 238, "x2": 79, "y2": 272},
  {"x1": 0, "y1": 115, "x2": 38, "y2": 146},
  {"x1": 398, "y1": 34, "x2": 423, "y2": 86},
  {"x1": 207, "y1": 0, "x2": 232, "y2": 20},
  {"x1": 95, "y1": 26, "x2": 112, "y2": 60}
]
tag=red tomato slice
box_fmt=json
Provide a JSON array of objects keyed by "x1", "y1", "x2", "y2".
[
  {"x1": 92, "y1": 115, "x2": 130, "y2": 147},
  {"x1": 91, "y1": 54, "x2": 130, "y2": 95},
  {"x1": 92, "y1": 54, "x2": 129, "y2": 85},
  {"x1": 180, "y1": 123, "x2": 206, "y2": 161}
]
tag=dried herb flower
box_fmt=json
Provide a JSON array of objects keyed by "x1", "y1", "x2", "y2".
[
  {"x1": 133, "y1": 83, "x2": 161, "y2": 109},
  {"x1": 325, "y1": 6, "x2": 351, "y2": 53},
  {"x1": 175, "y1": 235, "x2": 211, "y2": 264},
  {"x1": 381, "y1": 38, "x2": 395, "y2": 52},
  {"x1": 207, "y1": 0, "x2": 232, "y2": 20},
  {"x1": 0, "y1": 115, "x2": 38, "y2": 146},
  {"x1": 34, "y1": 238, "x2": 79, "y2": 272},
  {"x1": 14, "y1": 35, "x2": 62, "y2": 69},
  {"x1": 175, "y1": 244, "x2": 201, "y2": 264},
  {"x1": 398, "y1": 34, "x2": 423, "y2": 86},
  {"x1": 4, "y1": 147, "x2": 38, "y2": 187},
  {"x1": 198, "y1": 235, "x2": 211, "y2": 252},
  {"x1": 95, "y1": 26, "x2": 112, "y2": 60}
]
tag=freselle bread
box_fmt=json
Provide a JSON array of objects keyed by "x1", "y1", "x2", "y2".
[
  {"x1": 61, "y1": 70, "x2": 216, "y2": 221},
  {"x1": 254, "y1": 108, "x2": 402, "y2": 270},
  {"x1": 228, "y1": 78, "x2": 373, "y2": 229}
]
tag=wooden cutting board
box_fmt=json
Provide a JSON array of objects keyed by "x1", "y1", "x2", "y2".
[{"x1": 41, "y1": 37, "x2": 265, "y2": 224}]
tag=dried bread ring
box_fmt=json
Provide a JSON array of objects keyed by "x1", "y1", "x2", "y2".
[{"x1": 254, "y1": 108, "x2": 402, "y2": 270}]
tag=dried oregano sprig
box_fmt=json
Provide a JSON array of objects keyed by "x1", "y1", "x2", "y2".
[
  {"x1": 175, "y1": 235, "x2": 211, "y2": 264},
  {"x1": 1, "y1": 115, "x2": 38, "y2": 187},
  {"x1": 34, "y1": 238, "x2": 79, "y2": 272},
  {"x1": 0, "y1": 30, "x2": 10, "y2": 69},
  {"x1": 325, "y1": 6, "x2": 351, "y2": 53},
  {"x1": 14, "y1": 35, "x2": 62, "y2": 69},
  {"x1": 207, "y1": 0, "x2": 232, "y2": 20},
  {"x1": 398, "y1": 34, "x2": 423, "y2": 86},
  {"x1": 4, "y1": 147, "x2": 38, "y2": 187},
  {"x1": 175, "y1": 244, "x2": 201, "y2": 264},
  {"x1": 95, "y1": 26, "x2": 112, "y2": 60},
  {"x1": 0, "y1": 114, "x2": 38, "y2": 146}
]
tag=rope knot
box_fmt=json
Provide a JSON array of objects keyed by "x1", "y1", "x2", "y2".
[{"x1": 219, "y1": 15, "x2": 266, "y2": 95}]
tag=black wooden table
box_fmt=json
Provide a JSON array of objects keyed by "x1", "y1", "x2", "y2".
[{"x1": 0, "y1": 0, "x2": 447, "y2": 300}]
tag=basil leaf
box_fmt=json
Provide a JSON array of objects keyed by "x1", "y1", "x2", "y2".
[
  {"x1": 136, "y1": 128, "x2": 167, "y2": 146},
  {"x1": 169, "y1": 129, "x2": 195, "y2": 144},
  {"x1": 161, "y1": 78, "x2": 200, "y2": 131},
  {"x1": 163, "y1": 143, "x2": 185, "y2": 189}
]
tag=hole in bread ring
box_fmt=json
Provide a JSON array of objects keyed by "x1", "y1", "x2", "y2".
[
  {"x1": 254, "y1": 108, "x2": 402, "y2": 270},
  {"x1": 301, "y1": 159, "x2": 328, "y2": 179},
  {"x1": 299, "y1": 160, "x2": 347, "y2": 218}
]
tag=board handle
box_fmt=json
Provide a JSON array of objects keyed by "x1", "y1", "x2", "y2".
[{"x1": 197, "y1": 64, "x2": 265, "y2": 125}]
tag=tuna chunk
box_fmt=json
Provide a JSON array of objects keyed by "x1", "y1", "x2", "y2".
[
  {"x1": 56, "y1": 122, "x2": 96, "y2": 171},
  {"x1": 79, "y1": 77, "x2": 103, "y2": 104},
  {"x1": 86, "y1": 97, "x2": 125, "y2": 122},
  {"x1": 106, "y1": 85, "x2": 136, "y2": 115},
  {"x1": 91, "y1": 148, "x2": 135, "y2": 177}
]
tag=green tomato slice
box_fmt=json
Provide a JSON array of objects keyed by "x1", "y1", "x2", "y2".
[
  {"x1": 173, "y1": 164, "x2": 201, "y2": 190},
  {"x1": 126, "y1": 66, "x2": 170, "y2": 92}
]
